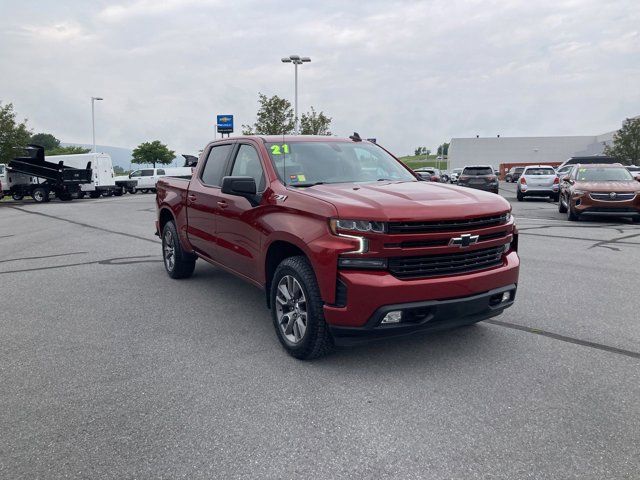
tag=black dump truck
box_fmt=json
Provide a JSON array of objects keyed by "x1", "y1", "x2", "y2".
[{"x1": 5, "y1": 145, "x2": 92, "y2": 203}]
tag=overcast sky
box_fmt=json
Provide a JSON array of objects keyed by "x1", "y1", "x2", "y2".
[{"x1": 1, "y1": 0, "x2": 639, "y2": 156}]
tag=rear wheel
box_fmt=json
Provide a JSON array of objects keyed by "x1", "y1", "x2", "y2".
[
  {"x1": 32, "y1": 187, "x2": 49, "y2": 203},
  {"x1": 162, "y1": 220, "x2": 196, "y2": 279},
  {"x1": 89, "y1": 191, "x2": 100, "y2": 199},
  {"x1": 141, "y1": 189, "x2": 149, "y2": 194},
  {"x1": 270, "y1": 256, "x2": 334, "y2": 360},
  {"x1": 551, "y1": 193, "x2": 559, "y2": 202},
  {"x1": 77, "y1": 191, "x2": 86, "y2": 199},
  {"x1": 11, "y1": 193, "x2": 24, "y2": 201}
]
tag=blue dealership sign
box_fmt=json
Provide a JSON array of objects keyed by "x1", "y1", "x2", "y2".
[{"x1": 217, "y1": 114, "x2": 234, "y2": 133}]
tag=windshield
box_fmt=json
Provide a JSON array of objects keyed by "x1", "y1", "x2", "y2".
[
  {"x1": 265, "y1": 141, "x2": 416, "y2": 186},
  {"x1": 462, "y1": 167, "x2": 493, "y2": 176},
  {"x1": 0, "y1": 165, "x2": 5, "y2": 175},
  {"x1": 525, "y1": 168, "x2": 555, "y2": 175},
  {"x1": 576, "y1": 167, "x2": 634, "y2": 182}
]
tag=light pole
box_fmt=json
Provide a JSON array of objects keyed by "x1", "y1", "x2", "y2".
[
  {"x1": 281, "y1": 55, "x2": 311, "y2": 135},
  {"x1": 91, "y1": 96, "x2": 103, "y2": 153}
]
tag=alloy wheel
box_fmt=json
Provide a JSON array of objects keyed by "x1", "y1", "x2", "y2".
[{"x1": 275, "y1": 275, "x2": 308, "y2": 344}]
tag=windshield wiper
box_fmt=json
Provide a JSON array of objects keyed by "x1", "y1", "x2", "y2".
[{"x1": 290, "y1": 182, "x2": 326, "y2": 187}]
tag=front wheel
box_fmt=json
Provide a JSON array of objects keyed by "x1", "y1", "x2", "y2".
[
  {"x1": 558, "y1": 194, "x2": 567, "y2": 213},
  {"x1": 162, "y1": 220, "x2": 196, "y2": 279},
  {"x1": 270, "y1": 256, "x2": 334, "y2": 360},
  {"x1": 567, "y1": 202, "x2": 580, "y2": 221}
]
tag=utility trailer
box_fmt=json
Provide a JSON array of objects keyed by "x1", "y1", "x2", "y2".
[{"x1": 6, "y1": 145, "x2": 92, "y2": 203}]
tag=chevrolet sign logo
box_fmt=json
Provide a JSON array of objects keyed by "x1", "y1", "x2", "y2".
[
  {"x1": 219, "y1": 117, "x2": 231, "y2": 122},
  {"x1": 449, "y1": 233, "x2": 479, "y2": 248}
]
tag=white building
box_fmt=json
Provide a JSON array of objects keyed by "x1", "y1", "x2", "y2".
[{"x1": 446, "y1": 119, "x2": 634, "y2": 170}]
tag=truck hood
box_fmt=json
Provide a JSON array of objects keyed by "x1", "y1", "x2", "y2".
[
  {"x1": 575, "y1": 181, "x2": 640, "y2": 192},
  {"x1": 293, "y1": 181, "x2": 510, "y2": 221}
]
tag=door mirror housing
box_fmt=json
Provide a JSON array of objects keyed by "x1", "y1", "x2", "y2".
[
  {"x1": 221, "y1": 176, "x2": 259, "y2": 205},
  {"x1": 635, "y1": 174, "x2": 640, "y2": 182}
]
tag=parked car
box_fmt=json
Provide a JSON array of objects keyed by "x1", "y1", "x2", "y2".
[
  {"x1": 505, "y1": 167, "x2": 524, "y2": 183},
  {"x1": 449, "y1": 168, "x2": 463, "y2": 183},
  {"x1": 457, "y1": 165, "x2": 499, "y2": 194},
  {"x1": 558, "y1": 164, "x2": 640, "y2": 221},
  {"x1": 554, "y1": 164, "x2": 574, "y2": 179},
  {"x1": 414, "y1": 167, "x2": 441, "y2": 182},
  {"x1": 156, "y1": 135, "x2": 519, "y2": 359},
  {"x1": 557, "y1": 155, "x2": 618, "y2": 170},
  {"x1": 516, "y1": 165, "x2": 560, "y2": 202},
  {"x1": 129, "y1": 167, "x2": 193, "y2": 193},
  {"x1": 626, "y1": 165, "x2": 640, "y2": 175}
]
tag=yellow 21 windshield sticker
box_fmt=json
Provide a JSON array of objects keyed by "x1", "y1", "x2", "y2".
[{"x1": 270, "y1": 144, "x2": 290, "y2": 155}]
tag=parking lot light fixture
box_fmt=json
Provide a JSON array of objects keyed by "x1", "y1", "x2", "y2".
[
  {"x1": 91, "y1": 96, "x2": 103, "y2": 153},
  {"x1": 281, "y1": 55, "x2": 311, "y2": 135}
]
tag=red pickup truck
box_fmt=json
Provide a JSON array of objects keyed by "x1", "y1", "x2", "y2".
[{"x1": 156, "y1": 135, "x2": 519, "y2": 359}]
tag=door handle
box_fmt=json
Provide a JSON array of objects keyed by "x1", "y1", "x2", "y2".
[
  {"x1": 217, "y1": 200, "x2": 228, "y2": 208},
  {"x1": 187, "y1": 194, "x2": 197, "y2": 203}
]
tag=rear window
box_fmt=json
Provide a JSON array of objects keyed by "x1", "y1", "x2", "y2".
[
  {"x1": 525, "y1": 168, "x2": 555, "y2": 175},
  {"x1": 462, "y1": 167, "x2": 493, "y2": 176}
]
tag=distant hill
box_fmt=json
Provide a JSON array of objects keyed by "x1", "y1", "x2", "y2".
[{"x1": 62, "y1": 143, "x2": 134, "y2": 170}]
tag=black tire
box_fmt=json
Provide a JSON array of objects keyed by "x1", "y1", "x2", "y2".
[
  {"x1": 505, "y1": 175, "x2": 512, "y2": 183},
  {"x1": 551, "y1": 193, "x2": 559, "y2": 202},
  {"x1": 32, "y1": 187, "x2": 49, "y2": 203},
  {"x1": 567, "y1": 202, "x2": 579, "y2": 221},
  {"x1": 141, "y1": 189, "x2": 149, "y2": 194},
  {"x1": 150, "y1": 188, "x2": 157, "y2": 194},
  {"x1": 128, "y1": 188, "x2": 136, "y2": 194},
  {"x1": 58, "y1": 192, "x2": 72, "y2": 201},
  {"x1": 114, "y1": 188, "x2": 123, "y2": 197},
  {"x1": 270, "y1": 256, "x2": 334, "y2": 360},
  {"x1": 11, "y1": 193, "x2": 24, "y2": 201},
  {"x1": 162, "y1": 220, "x2": 196, "y2": 279},
  {"x1": 516, "y1": 190, "x2": 524, "y2": 202},
  {"x1": 77, "y1": 191, "x2": 86, "y2": 199},
  {"x1": 89, "y1": 191, "x2": 100, "y2": 199},
  {"x1": 558, "y1": 194, "x2": 567, "y2": 213}
]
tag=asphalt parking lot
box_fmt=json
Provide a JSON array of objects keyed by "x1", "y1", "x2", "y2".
[{"x1": 1, "y1": 184, "x2": 639, "y2": 479}]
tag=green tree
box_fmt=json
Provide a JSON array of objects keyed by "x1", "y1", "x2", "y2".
[
  {"x1": 0, "y1": 102, "x2": 32, "y2": 165},
  {"x1": 604, "y1": 117, "x2": 640, "y2": 165},
  {"x1": 242, "y1": 93, "x2": 294, "y2": 135},
  {"x1": 437, "y1": 142, "x2": 449, "y2": 156},
  {"x1": 30, "y1": 132, "x2": 60, "y2": 151},
  {"x1": 47, "y1": 145, "x2": 91, "y2": 156},
  {"x1": 113, "y1": 165, "x2": 125, "y2": 174},
  {"x1": 132, "y1": 140, "x2": 175, "y2": 168},
  {"x1": 300, "y1": 107, "x2": 332, "y2": 135}
]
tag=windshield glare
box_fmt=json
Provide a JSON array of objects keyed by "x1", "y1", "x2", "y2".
[
  {"x1": 266, "y1": 141, "x2": 416, "y2": 186},
  {"x1": 576, "y1": 167, "x2": 634, "y2": 182}
]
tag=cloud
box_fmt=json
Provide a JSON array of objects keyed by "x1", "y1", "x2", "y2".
[{"x1": 1, "y1": 0, "x2": 639, "y2": 157}]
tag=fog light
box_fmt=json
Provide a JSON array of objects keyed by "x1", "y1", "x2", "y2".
[
  {"x1": 501, "y1": 291, "x2": 512, "y2": 303},
  {"x1": 381, "y1": 311, "x2": 402, "y2": 324}
]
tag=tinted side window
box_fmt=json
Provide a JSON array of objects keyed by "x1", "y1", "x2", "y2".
[
  {"x1": 157, "y1": 169, "x2": 165, "y2": 175},
  {"x1": 141, "y1": 170, "x2": 154, "y2": 177},
  {"x1": 230, "y1": 145, "x2": 265, "y2": 191},
  {"x1": 201, "y1": 144, "x2": 233, "y2": 186}
]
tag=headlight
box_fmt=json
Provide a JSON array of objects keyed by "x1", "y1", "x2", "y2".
[
  {"x1": 505, "y1": 212, "x2": 512, "y2": 222},
  {"x1": 330, "y1": 219, "x2": 386, "y2": 234}
]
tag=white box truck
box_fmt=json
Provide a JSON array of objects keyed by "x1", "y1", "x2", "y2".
[{"x1": 48, "y1": 153, "x2": 119, "y2": 198}]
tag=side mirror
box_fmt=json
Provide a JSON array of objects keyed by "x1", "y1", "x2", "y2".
[
  {"x1": 562, "y1": 175, "x2": 571, "y2": 182},
  {"x1": 635, "y1": 174, "x2": 640, "y2": 182},
  {"x1": 221, "y1": 176, "x2": 258, "y2": 205}
]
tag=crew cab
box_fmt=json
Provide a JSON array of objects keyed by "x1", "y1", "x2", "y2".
[{"x1": 156, "y1": 135, "x2": 520, "y2": 359}]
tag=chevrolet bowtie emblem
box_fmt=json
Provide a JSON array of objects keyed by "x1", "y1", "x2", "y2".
[{"x1": 449, "y1": 233, "x2": 480, "y2": 248}]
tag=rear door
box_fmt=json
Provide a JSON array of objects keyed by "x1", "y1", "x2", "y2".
[
  {"x1": 185, "y1": 142, "x2": 234, "y2": 260},
  {"x1": 214, "y1": 141, "x2": 267, "y2": 281}
]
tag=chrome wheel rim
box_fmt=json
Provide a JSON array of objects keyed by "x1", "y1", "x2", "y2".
[
  {"x1": 275, "y1": 275, "x2": 307, "y2": 344},
  {"x1": 34, "y1": 190, "x2": 43, "y2": 202},
  {"x1": 163, "y1": 229, "x2": 175, "y2": 271}
]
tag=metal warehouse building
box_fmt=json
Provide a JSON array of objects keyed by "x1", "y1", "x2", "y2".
[{"x1": 446, "y1": 121, "x2": 633, "y2": 170}]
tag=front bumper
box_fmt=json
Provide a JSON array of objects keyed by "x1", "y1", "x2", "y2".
[
  {"x1": 573, "y1": 193, "x2": 640, "y2": 217},
  {"x1": 324, "y1": 251, "x2": 519, "y2": 332},
  {"x1": 329, "y1": 284, "x2": 517, "y2": 346}
]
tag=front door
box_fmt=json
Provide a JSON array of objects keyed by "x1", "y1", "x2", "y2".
[
  {"x1": 185, "y1": 143, "x2": 234, "y2": 260},
  {"x1": 215, "y1": 142, "x2": 267, "y2": 281}
]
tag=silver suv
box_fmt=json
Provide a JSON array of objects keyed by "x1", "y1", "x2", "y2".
[{"x1": 517, "y1": 165, "x2": 560, "y2": 202}]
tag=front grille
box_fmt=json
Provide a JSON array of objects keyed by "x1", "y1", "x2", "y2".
[
  {"x1": 585, "y1": 207, "x2": 638, "y2": 213},
  {"x1": 388, "y1": 214, "x2": 508, "y2": 234},
  {"x1": 387, "y1": 230, "x2": 509, "y2": 249},
  {"x1": 388, "y1": 246, "x2": 504, "y2": 279},
  {"x1": 589, "y1": 193, "x2": 636, "y2": 202}
]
